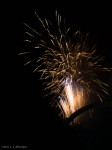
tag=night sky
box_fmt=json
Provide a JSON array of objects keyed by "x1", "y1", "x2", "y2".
[{"x1": 1, "y1": 1, "x2": 112, "y2": 149}]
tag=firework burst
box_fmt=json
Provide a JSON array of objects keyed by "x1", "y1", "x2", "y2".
[{"x1": 19, "y1": 10, "x2": 111, "y2": 121}]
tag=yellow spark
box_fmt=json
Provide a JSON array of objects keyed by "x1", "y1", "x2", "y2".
[
  {"x1": 59, "y1": 78, "x2": 86, "y2": 119},
  {"x1": 19, "y1": 10, "x2": 112, "y2": 123}
]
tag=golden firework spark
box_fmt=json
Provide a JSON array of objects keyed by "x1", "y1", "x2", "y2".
[
  {"x1": 19, "y1": 10, "x2": 111, "y2": 121},
  {"x1": 58, "y1": 78, "x2": 86, "y2": 118}
]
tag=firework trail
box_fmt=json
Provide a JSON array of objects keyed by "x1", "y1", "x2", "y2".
[{"x1": 19, "y1": 10, "x2": 111, "y2": 121}]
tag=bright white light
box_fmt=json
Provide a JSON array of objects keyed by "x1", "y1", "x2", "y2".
[{"x1": 59, "y1": 78, "x2": 86, "y2": 118}]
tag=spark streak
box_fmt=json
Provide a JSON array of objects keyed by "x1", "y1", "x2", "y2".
[
  {"x1": 59, "y1": 78, "x2": 85, "y2": 118},
  {"x1": 19, "y1": 10, "x2": 112, "y2": 122}
]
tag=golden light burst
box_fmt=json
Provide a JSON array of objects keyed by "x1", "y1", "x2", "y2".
[
  {"x1": 19, "y1": 10, "x2": 111, "y2": 121},
  {"x1": 58, "y1": 78, "x2": 86, "y2": 118}
]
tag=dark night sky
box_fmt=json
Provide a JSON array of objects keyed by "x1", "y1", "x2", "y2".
[{"x1": 1, "y1": 1, "x2": 112, "y2": 149}]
